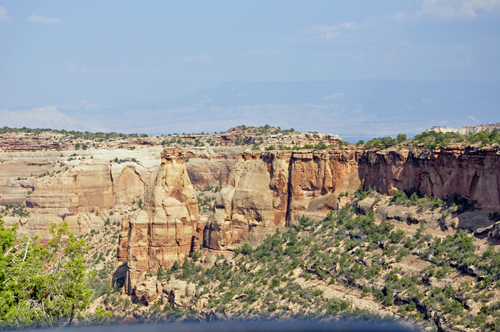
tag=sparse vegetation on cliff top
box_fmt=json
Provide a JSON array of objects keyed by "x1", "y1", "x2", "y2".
[{"x1": 360, "y1": 128, "x2": 500, "y2": 151}]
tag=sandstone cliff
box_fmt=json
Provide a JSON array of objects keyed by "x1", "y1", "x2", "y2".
[
  {"x1": 124, "y1": 147, "x2": 202, "y2": 294},
  {"x1": 204, "y1": 149, "x2": 362, "y2": 250},
  {"x1": 184, "y1": 146, "x2": 243, "y2": 190},
  {"x1": 358, "y1": 145, "x2": 500, "y2": 211},
  {"x1": 0, "y1": 145, "x2": 238, "y2": 241},
  {"x1": 204, "y1": 145, "x2": 500, "y2": 250}
]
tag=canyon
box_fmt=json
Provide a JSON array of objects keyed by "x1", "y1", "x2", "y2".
[
  {"x1": 1, "y1": 127, "x2": 500, "y2": 331},
  {"x1": 111, "y1": 143, "x2": 500, "y2": 299},
  {"x1": 0, "y1": 126, "x2": 342, "y2": 241},
  {"x1": 204, "y1": 144, "x2": 500, "y2": 251}
]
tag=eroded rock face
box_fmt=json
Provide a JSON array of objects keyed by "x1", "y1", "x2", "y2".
[
  {"x1": 288, "y1": 150, "x2": 360, "y2": 219},
  {"x1": 125, "y1": 148, "x2": 201, "y2": 294},
  {"x1": 185, "y1": 146, "x2": 243, "y2": 190},
  {"x1": 131, "y1": 277, "x2": 198, "y2": 308},
  {"x1": 0, "y1": 145, "x2": 236, "y2": 242},
  {"x1": 26, "y1": 165, "x2": 114, "y2": 215},
  {"x1": 204, "y1": 150, "x2": 362, "y2": 250},
  {"x1": 204, "y1": 146, "x2": 500, "y2": 250},
  {"x1": 358, "y1": 145, "x2": 500, "y2": 211}
]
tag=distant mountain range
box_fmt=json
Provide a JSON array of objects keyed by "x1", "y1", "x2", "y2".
[
  {"x1": 0, "y1": 107, "x2": 88, "y2": 131},
  {"x1": 3, "y1": 80, "x2": 499, "y2": 142}
]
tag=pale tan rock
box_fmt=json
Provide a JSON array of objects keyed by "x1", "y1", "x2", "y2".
[
  {"x1": 356, "y1": 197, "x2": 377, "y2": 214},
  {"x1": 3, "y1": 214, "x2": 63, "y2": 238},
  {"x1": 112, "y1": 164, "x2": 149, "y2": 206},
  {"x1": 196, "y1": 294, "x2": 209, "y2": 310},
  {"x1": 490, "y1": 222, "x2": 500, "y2": 240},
  {"x1": 186, "y1": 283, "x2": 197, "y2": 297},
  {"x1": 134, "y1": 278, "x2": 159, "y2": 305},
  {"x1": 124, "y1": 148, "x2": 201, "y2": 294},
  {"x1": 163, "y1": 279, "x2": 191, "y2": 308},
  {"x1": 117, "y1": 215, "x2": 131, "y2": 262}
]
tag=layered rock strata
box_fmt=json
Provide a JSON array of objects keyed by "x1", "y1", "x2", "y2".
[
  {"x1": 358, "y1": 145, "x2": 500, "y2": 211},
  {"x1": 0, "y1": 146, "x2": 239, "y2": 241},
  {"x1": 204, "y1": 149, "x2": 362, "y2": 250},
  {"x1": 184, "y1": 146, "x2": 244, "y2": 190},
  {"x1": 204, "y1": 145, "x2": 500, "y2": 250},
  {"x1": 125, "y1": 148, "x2": 202, "y2": 294}
]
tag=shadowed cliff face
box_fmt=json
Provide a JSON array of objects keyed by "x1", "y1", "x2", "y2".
[
  {"x1": 358, "y1": 145, "x2": 500, "y2": 211},
  {"x1": 125, "y1": 148, "x2": 202, "y2": 294},
  {"x1": 204, "y1": 145, "x2": 500, "y2": 250}
]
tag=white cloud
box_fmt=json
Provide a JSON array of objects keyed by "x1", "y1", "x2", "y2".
[
  {"x1": 469, "y1": 115, "x2": 479, "y2": 122},
  {"x1": 420, "y1": 0, "x2": 500, "y2": 18},
  {"x1": 182, "y1": 54, "x2": 212, "y2": 62},
  {"x1": 301, "y1": 25, "x2": 339, "y2": 39},
  {"x1": 94, "y1": 65, "x2": 140, "y2": 74},
  {"x1": 339, "y1": 21, "x2": 357, "y2": 29},
  {"x1": 404, "y1": 102, "x2": 415, "y2": 109},
  {"x1": 0, "y1": 6, "x2": 12, "y2": 22},
  {"x1": 324, "y1": 93, "x2": 346, "y2": 99},
  {"x1": 27, "y1": 15, "x2": 61, "y2": 24},
  {"x1": 391, "y1": 11, "x2": 410, "y2": 21},
  {"x1": 299, "y1": 21, "x2": 357, "y2": 40}
]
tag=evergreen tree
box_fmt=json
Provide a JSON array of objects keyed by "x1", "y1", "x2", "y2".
[{"x1": 0, "y1": 218, "x2": 92, "y2": 328}]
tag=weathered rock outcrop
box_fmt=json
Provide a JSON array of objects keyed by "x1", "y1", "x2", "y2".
[
  {"x1": 125, "y1": 148, "x2": 201, "y2": 294},
  {"x1": 204, "y1": 145, "x2": 500, "y2": 250},
  {"x1": 132, "y1": 276, "x2": 198, "y2": 307},
  {"x1": 204, "y1": 150, "x2": 362, "y2": 250},
  {"x1": 0, "y1": 145, "x2": 231, "y2": 241},
  {"x1": 185, "y1": 146, "x2": 243, "y2": 190},
  {"x1": 358, "y1": 145, "x2": 500, "y2": 211}
]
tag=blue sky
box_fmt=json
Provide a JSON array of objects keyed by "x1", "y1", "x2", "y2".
[{"x1": 0, "y1": 0, "x2": 499, "y2": 112}]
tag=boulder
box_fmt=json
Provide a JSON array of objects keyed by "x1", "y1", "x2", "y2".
[
  {"x1": 134, "y1": 278, "x2": 160, "y2": 305},
  {"x1": 163, "y1": 279, "x2": 197, "y2": 309},
  {"x1": 356, "y1": 197, "x2": 377, "y2": 214}
]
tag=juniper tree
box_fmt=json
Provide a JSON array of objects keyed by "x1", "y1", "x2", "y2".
[{"x1": 0, "y1": 218, "x2": 92, "y2": 329}]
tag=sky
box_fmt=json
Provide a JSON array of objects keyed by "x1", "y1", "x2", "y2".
[{"x1": 0, "y1": 0, "x2": 499, "y2": 120}]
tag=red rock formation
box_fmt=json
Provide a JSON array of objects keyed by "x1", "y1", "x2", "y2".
[
  {"x1": 184, "y1": 146, "x2": 243, "y2": 190},
  {"x1": 204, "y1": 145, "x2": 500, "y2": 250},
  {"x1": 125, "y1": 147, "x2": 201, "y2": 294},
  {"x1": 358, "y1": 145, "x2": 500, "y2": 211},
  {"x1": 117, "y1": 215, "x2": 130, "y2": 262},
  {"x1": 204, "y1": 149, "x2": 362, "y2": 250}
]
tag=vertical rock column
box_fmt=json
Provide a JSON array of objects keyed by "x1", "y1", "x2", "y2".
[{"x1": 125, "y1": 147, "x2": 200, "y2": 294}]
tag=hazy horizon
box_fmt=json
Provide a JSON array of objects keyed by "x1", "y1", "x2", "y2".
[{"x1": 1, "y1": 1, "x2": 499, "y2": 137}]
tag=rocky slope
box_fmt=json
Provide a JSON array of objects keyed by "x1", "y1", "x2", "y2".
[{"x1": 97, "y1": 196, "x2": 500, "y2": 331}]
